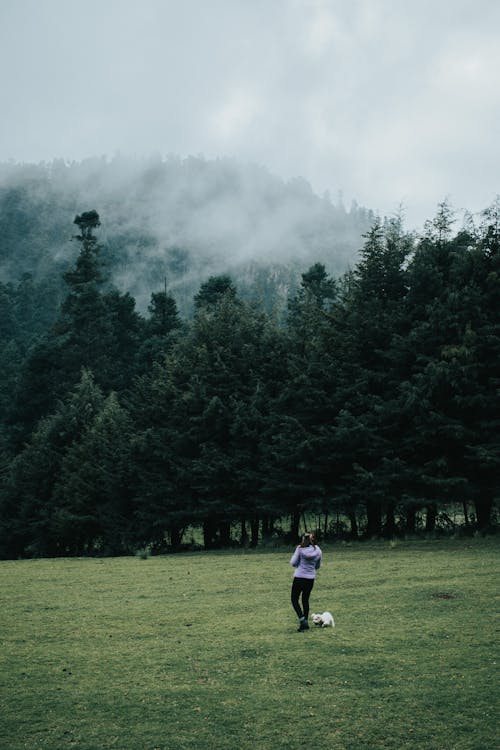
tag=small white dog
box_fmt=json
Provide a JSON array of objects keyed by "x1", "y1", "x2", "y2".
[{"x1": 312, "y1": 611, "x2": 335, "y2": 628}]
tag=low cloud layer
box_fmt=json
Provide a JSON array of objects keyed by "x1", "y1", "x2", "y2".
[{"x1": 0, "y1": 0, "x2": 498, "y2": 229}]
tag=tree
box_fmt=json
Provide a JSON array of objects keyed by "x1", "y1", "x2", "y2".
[
  {"x1": 328, "y1": 217, "x2": 414, "y2": 536},
  {"x1": 423, "y1": 199, "x2": 455, "y2": 245},
  {"x1": 193, "y1": 275, "x2": 237, "y2": 310},
  {"x1": 128, "y1": 280, "x2": 287, "y2": 549},
  {"x1": 8, "y1": 211, "x2": 142, "y2": 442},
  {"x1": 136, "y1": 288, "x2": 182, "y2": 368},
  {"x1": 52, "y1": 392, "x2": 135, "y2": 555},
  {"x1": 397, "y1": 200, "x2": 499, "y2": 530},
  {"x1": 287, "y1": 262, "x2": 336, "y2": 354},
  {"x1": 268, "y1": 264, "x2": 339, "y2": 539},
  {"x1": 179, "y1": 288, "x2": 281, "y2": 546},
  {"x1": 0, "y1": 370, "x2": 104, "y2": 557}
]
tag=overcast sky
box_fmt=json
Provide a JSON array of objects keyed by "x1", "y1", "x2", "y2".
[{"x1": 1, "y1": 0, "x2": 498, "y2": 229}]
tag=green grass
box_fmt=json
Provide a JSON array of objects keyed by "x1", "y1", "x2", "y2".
[{"x1": 0, "y1": 538, "x2": 498, "y2": 750}]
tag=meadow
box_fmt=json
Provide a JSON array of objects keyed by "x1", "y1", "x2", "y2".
[{"x1": 0, "y1": 537, "x2": 498, "y2": 750}]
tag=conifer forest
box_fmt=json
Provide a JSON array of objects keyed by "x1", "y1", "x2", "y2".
[{"x1": 0, "y1": 161, "x2": 498, "y2": 557}]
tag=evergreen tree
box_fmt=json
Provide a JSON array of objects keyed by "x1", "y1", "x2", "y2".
[
  {"x1": 136, "y1": 288, "x2": 182, "y2": 368},
  {"x1": 128, "y1": 281, "x2": 286, "y2": 548},
  {"x1": 193, "y1": 275, "x2": 237, "y2": 310},
  {"x1": 53, "y1": 392, "x2": 134, "y2": 554},
  {"x1": 178, "y1": 288, "x2": 279, "y2": 546},
  {"x1": 269, "y1": 263, "x2": 339, "y2": 539},
  {"x1": 127, "y1": 361, "x2": 198, "y2": 551},
  {"x1": 1, "y1": 198, "x2": 498, "y2": 555},
  {"x1": 0, "y1": 370, "x2": 104, "y2": 557},
  {"x1": 329, "y1": 217, "x2": 414, "y2": 536},
  {"x1": 8, "y1": 211, "x2": 142, "y2": 443},
  {"x1": 401, "y1": 202, "x2": 500, "y2": 529}
]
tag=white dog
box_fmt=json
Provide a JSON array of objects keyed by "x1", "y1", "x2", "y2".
[{"x1": 312, "y1": 611, "x2": 335, "y2": 628}]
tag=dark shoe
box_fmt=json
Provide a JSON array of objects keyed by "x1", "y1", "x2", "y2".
[{"x1": 297, "y1": 619, "x2": 309, "y2": 631}]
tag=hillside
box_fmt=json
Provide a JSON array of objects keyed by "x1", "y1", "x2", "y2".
[{"x1": 0, "y1": 155, "x2": 373, "y2": 314}]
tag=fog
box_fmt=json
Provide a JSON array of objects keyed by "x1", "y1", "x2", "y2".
[{"x1": 0, "y1": 156, "x2": 373, "y2": 312}]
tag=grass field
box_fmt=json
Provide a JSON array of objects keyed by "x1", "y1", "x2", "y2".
[{"x1": 1, "y1": 537, "x2": 498, "y2": 750}]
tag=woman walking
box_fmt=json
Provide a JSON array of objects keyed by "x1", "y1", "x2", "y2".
[{"x1": 290, "y1": 532, "x2": 322, "y2": 631}]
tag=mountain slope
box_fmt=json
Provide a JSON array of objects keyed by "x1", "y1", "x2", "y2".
[{"x1": 0, "y1": 155, "x2": 373, "y2": 314}]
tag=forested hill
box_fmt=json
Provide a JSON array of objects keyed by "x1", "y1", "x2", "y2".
[
  {"x1": 0, "y1": 192, "x2": 498, "y2": 558},
  {"x1": 0, "y1": 156, "x2": 373, "y2": 315}
]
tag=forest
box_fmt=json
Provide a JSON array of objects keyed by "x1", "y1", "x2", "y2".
[
  {"x1": 0, "y1": 156, "x2": 372, "y2": 317},
  {"x1": 0, "y1": 171, "x2": 498, "y2": 556}
]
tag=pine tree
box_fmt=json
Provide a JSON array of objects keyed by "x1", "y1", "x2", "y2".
[
  {"x1": 329, "y1": 217, "x2": 414, "y2": 536},
  {"x1": 397, "y1": 200, "x2": 499, "y2": 530},
  {"x1": 136, "y1": 288, "x2": 182, "y2": 369},
  {"x1": 8, "y1": 211, "x2": 142, "y2": 442},
  {"x1": 53, "y1": 392, "x2": 134, "y2": 554},
  {"x1": 0, "y1": 370, "x2": 104, "y2": 557},
  {"x1": 268, "y1": 264, "x2": 339, "y2": 538}
]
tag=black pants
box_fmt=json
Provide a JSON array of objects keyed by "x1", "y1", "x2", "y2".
[{"x1": 291, "y1": 577, "x2": 314, "y2": 620}]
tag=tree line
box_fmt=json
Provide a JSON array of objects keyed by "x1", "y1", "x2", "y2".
[{"x1": 0, "y1": 202, "x2": 498, "y2": 557}]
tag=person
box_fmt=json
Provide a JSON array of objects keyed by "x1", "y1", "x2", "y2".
[{"x1": 290, "y1": 532, "x2": 322, "y2": 631}]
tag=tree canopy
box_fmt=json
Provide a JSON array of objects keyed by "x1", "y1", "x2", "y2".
[{"x1": 0, "y1": 200, "x2": 498, "y2": 557}]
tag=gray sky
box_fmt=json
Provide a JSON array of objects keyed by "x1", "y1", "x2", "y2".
[{"x1": 1, "y1": 0, "x2": 498, "y2": 229}]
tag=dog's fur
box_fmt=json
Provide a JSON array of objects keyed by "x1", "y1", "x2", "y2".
[{"x1": 312, "y1": 611, "x2": 335, "y2": 628}]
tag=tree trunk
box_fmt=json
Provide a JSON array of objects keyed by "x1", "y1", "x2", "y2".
[
  {"x1": 250, "y1": 518, "x2": 259, "y2": 548},
  {"x1": 425, "y1": 503, "x2": 437, "y2": 533},
  {"x1": 462, "y1": 499, "x2": 470, "y2": 528},
  {"x1": 290, "y1": 510, "x2": 301, "y2": 542},
  {"x1": 383, "y1": 502, "x2": 396, "y2": 537},
  {"x1": 406, "y1": 505, "x2": 417, "y2": 534},
  {"x1": 474, "y1": 492, "x2": 493, "y2": 530},
  {"x1": 169, "y1": 526, "x2": 183, "y2": 548},
  {"x1": 347, "y1": 510, "x2": 359, "y2": 540},
  {"x1": 365, "y1": 499, "x2": 382, "y2": 537},
  {"x1": 240, "y1": 518, "x2": 248, "y2": 546},
  {"x1": 219, "y1": 521, "x2": 231, "y2": 546},
  {"x1": 203, "y1": 518, "x2": 217, "y2": 549},
  {"x1": 261, "y1": 515, "x2": 270, "y2": 537}
]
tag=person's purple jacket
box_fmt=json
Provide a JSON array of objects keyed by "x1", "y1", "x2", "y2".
[{"x1": 290, "y1": 544, "x2": 322, "y2": 579}]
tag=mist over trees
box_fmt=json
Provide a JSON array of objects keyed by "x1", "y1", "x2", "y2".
[
  {"x1": 0, "y1": 164, "x2": 498, "y2": 556},
  {"x1": 0, "y1": 156, "x2": 372, "y2": 316}
]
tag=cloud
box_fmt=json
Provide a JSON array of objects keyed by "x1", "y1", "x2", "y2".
[
  {"x1": 0, "y1": 0, "x2": 498, "y2": 230},
  {"x1": 209, "y1": 88, "x2": 263, "y2": 141},
  {"x1": 302, "y1": 0, "x2": 341, "y2": 58}
]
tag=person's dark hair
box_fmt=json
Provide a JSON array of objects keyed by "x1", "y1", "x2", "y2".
[{"x1": 300, "y1": 532, "x2": 316, "y2": 548}]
